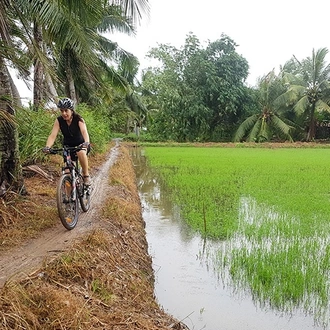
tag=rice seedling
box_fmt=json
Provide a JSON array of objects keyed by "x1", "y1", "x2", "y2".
[{"x1": 143, "y1": 145, "x2": 330, "y2": 327}]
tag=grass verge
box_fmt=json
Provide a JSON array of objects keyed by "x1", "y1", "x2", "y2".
[{"x1": 0, "y1": 144, "x2": 187, "y2": 330}]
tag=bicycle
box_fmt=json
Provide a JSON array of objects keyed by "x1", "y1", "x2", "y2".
[{"x1": 49, "y1": 145, "x2": 91, "y2": 230}]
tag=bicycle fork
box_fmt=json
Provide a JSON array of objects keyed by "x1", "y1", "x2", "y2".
[
  {"x1": 71, "y1": 169, "x2": 77, "y2": 201},
  {"x1": 62, "y1": 166, "x2": 77, "y2": 202}
]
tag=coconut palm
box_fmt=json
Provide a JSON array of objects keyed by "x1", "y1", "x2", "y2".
[
  {"x1": 0, "y1": 0, "x2": 150, "y2": 195},
  {"x1": 18, "y1": 0, "x2": 147, "y2": 106},
  {"x1": 279, "y1": 48, "x2": 330, "y2": 141},
  {"x1": 234, "y1": 70, "x2": 294, "y2": 142},
  {"x1": 53, "y1": 3, "x2": 140, "y2": 105},
  {"x1": 0, "y1": 0, "x2": 31, "y2": 195}
]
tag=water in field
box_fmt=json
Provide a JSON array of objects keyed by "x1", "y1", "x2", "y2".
[{"x1": 131, "y1": 147, "x2": 327, "y2": 330}]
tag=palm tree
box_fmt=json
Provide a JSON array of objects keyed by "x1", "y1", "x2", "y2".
[
  {"x1": 53, "y1": 3, "x2": 140, "y2": 105},
  {"x1": 279, "y1": 48, "x2": 330, "y2": 141},
  {"x1": 0, "y1": 0, "x2": 30, "y2": 195},
  {"x1": 0, "y1": 0, "x2": 150, "y2": 195},
  {"x1": 234, "y1": 70, "x2": 294, "y2": 142},
  {"x1": 32, "y1": 0, "x2": 149, "y2": 106}
]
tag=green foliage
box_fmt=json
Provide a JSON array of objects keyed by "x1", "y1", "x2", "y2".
[
  {"x1": 141, "y1": 33, "x2": 252, "y2": 142},
  {"x1": 17, "y1": 107, "x2": 57, "y2": 165},
  {"x1": 278, "y1": 48, "x2": 330, "y2": 141},
  {"x1": 17, "y1": 104, "x2": 113, "y2": 165},
  {"x1": 76, "y1": 103, "x2": 112, "y2": 153},
  {"x1": 234, "y1": 70, "x2": 297, "y2": 142}
]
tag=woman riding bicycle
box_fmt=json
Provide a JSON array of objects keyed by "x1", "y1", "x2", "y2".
[{"x1": 43, "y1": 98, "x2": 91, "y2": 186}]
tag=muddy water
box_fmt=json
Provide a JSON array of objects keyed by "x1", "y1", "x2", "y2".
[{"x1": 131, "y1": 148, "x2": 324, "y2": 330}]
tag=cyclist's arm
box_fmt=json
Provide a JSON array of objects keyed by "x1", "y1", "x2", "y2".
[
  {"x1": 79, "y1": 120, "x2": 90, "y2": 145},
  {"x1": 45, "y1": 118, "x2": 60, "y2": 148}
]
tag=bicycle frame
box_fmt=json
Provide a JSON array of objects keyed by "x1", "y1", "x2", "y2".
[{"x1": 61, "y1": 147, "x2": 80, "y2": 200}]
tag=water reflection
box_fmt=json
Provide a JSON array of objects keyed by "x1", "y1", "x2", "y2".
[{"x1": 130, "y1": 146, "x2": 326, "y2": 330}]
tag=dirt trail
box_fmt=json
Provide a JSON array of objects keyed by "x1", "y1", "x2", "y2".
[{"x1": 0, "y1": 140, "x2": 120, "y2": 287}]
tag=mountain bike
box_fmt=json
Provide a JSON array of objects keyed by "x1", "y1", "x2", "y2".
[{"x1": 49, "y1": 145, "x2": 91, "y2": 230}]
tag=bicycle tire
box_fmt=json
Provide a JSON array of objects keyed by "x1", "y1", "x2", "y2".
[
  {"x1": 56, "y1": 174, "x2": 79, "y2": 230},
  {"x1": 78, "y1": 176, "x2": 91, "y2": 212}
]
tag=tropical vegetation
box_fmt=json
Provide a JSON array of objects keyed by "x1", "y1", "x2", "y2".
[
  {"x1": 233, "y1": 70, "x2": 296, "y2": 142},
  {"x1": 2, "y1": 0, "x2": 330, "y2": 197},
  {"x1": 0, "y1": 0, "x2": 149, "y2": 196},
  {"x1": 140, "y1": 42, "x2": 330, "y2": 144}
]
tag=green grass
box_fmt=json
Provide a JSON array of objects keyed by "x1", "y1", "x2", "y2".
[
  {"x1": 143, "y1": 146, "x2": 330, "y2": 327},
  {"x1": 144, "y1": 147, "x2": 330, "y2": 237}
]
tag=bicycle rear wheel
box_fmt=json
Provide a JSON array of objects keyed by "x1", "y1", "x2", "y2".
[
  {"x1": 78, "y1": 179, "x2": 91, "y2": 212},
  {"x1": 56, "y1": 174, "x2": 79, "y2": 230}
]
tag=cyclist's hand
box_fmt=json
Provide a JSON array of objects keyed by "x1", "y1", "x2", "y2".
[
  {"x1": 80, "y1": 142, "x2": 90, "y2": 149},
  {"x1": 42, "y1": 146, "x2": 50, "y2": 154}
]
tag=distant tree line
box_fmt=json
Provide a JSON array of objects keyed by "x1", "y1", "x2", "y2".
[{"x1": 139, "y1": 33, "x2": 330, "y2": 143}]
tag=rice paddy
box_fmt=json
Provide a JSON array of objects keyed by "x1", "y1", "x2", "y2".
[{"x1": 143, "y1": 145, "x2": 330, "y2": 328}]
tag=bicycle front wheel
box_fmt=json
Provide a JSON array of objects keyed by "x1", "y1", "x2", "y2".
[{"x1": 56, "y1": 174, "x2": 79, "y2": 230}]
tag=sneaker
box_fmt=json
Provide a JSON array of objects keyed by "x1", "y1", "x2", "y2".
[{"x1": 83, "y1": 176, "x2": 91, "y2": 186}]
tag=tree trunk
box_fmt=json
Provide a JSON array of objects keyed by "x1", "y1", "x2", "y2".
[
  {"x1": 8, "y1": 69, "x2": 23, "y2": 107},
  {"x1": 65, "y1": 50, "x2": 77, "y2": 104},
  {"x1": 0, "y1": 56, "x2": 26, "y2": 196},
  {"x1": 306, "y1": 104, "x2": 316, "y2": 141},
  {"x1": 45, "y1": 71, "x2": 58, "y2": 102},
  {"x1": 33, "y1": 21, "x2": 44, "y2": 111},
  {"x1": 67, "y1": 65, "x2": 77, "y2": 104}
]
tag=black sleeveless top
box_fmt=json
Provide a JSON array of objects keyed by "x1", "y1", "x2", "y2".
[{"x1": 57, "y1": 115, "x2": 84, "y2": 147}]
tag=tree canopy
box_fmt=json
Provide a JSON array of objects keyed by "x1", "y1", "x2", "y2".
[{"x1": 141, "y1": 33, "x2": 253, "y2": 142}]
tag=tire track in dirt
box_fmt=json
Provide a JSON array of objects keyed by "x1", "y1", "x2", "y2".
[{"x1": 0, "y1": 140, "x2": 120, "y2": 287}]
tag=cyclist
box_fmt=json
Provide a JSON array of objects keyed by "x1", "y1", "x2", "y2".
[{"x1": 43, "y1": 97, "x2": 91, "y2": 186}]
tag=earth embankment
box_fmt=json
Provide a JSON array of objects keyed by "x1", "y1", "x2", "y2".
[{"x1": 0, "y1": 142, "x2": 188, "y2": 330}]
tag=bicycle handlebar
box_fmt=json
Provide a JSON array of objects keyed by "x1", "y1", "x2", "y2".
[{"x1": 48, "y1": 145, "x2": 84, "y2": 155}]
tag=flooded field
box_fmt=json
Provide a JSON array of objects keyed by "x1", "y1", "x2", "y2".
[{"x1": 131, "y1": 148, "x2": 327, "y2": 330}]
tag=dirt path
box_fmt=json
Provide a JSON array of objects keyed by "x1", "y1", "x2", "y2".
[{"x1": 0, "y1": 140, "x2": 120, "y2": 287}]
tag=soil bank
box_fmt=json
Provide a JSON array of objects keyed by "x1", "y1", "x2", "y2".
[{"x1": 0, "y1": 142, "x2": 188, "y2": 330}]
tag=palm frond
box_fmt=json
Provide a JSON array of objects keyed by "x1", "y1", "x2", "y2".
[
  {"x1": 315, "y1": 99, "x2": 330, "y2": 113},
  {"x1": 312, "y1": 48, "x2": 328, "y2": 82},
  {"x1": 98, "y1": 5, "x2": 134, "y2": 35},
  {"x1": 233, "y1": 114, "x2": 259, "y2": 142},
  {"x1": 293, "y1": 95, "x2": 309, "y2": 115},
  {"x1": 271, "y1": 115, "x2": 293, "y2": 141},
  {"x1": 247, "y1": 118, "x2": 262, "y2": 142},
  {"x1": 114, "y1": 0, "x2": 150, "y2": 27}
]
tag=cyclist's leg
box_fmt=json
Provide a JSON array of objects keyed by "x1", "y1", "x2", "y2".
[{"x1": 77, "y1": 149, "x2": 90, "y2": 184}]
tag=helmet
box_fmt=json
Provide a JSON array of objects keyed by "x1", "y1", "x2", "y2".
[{"x1": 57, "y1": 98, "x2": 74, "y2": 110}]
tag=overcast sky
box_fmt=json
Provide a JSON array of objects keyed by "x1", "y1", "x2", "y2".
[
  {"x1": 112, "y1": 0, "x2": 330, "y2": 86},
  {"x1": 16, "y1": 0, "x2": 330, "y2": 102}
]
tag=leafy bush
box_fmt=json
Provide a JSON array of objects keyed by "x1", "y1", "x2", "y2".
[
  {"x1": 76, "y1": 104, "x2": 112, "y2": 153},
  {"x1": 17, "y1": 107, "x2": 58, "y2": 165}
]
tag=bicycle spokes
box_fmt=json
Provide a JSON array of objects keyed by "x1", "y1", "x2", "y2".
[{"x1": 57, "y1": 175, "x2": 79, "y2": 230}]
